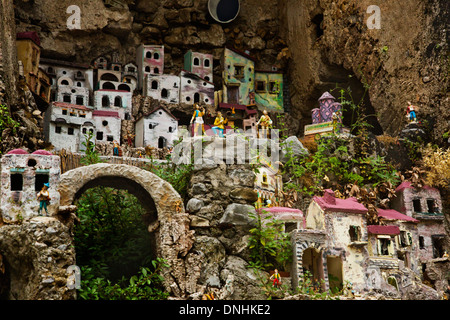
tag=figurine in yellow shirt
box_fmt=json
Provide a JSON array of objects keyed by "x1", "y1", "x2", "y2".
[
  {"x1": 190, "y1": 104, "x2": 205, "y2": 136},
  {"x1": 212, "y1": 111, "x2": 227, "y2": 138},
  {"x1": 256, "y1": 110, "x2": 272, "y2": 138}
]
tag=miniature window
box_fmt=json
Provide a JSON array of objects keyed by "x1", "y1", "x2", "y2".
[
  {"x1": 61, "y1": 80, "x2": 69, "y2": 86},
  {"x1": 204, "y1": 59, "x2": 210, "y2": 67},
  {"x1": 77, "y1": 82, "x2": 82, "y2": 87},
  {"x1": 153, "y1": 52, "x2": 160, "y2": 60},
  {"x1": 419, "y1": 236, "x2": 425, "y2": 249},
  {"x1": 194, "y1": 93, "x2": 200, "y2": 103},
  {"x1": 432, "y1": 235, "x2": 445, "y2": 258},
  {"x1": 102, "y1": 120, "x2": 108, "y2": 127},
  {"x1": 70, "y1": 111, "x2": 76, "y2": 117},
  {"x1": 349, "y1": 226, "x2": 361, "y2": 242},
  {"x1": 47, "y1": 67, "x2": 54, "y2": 74},
  {"x1": 79, "y1": 113, "x2": 86, "y2": 118},
  {"x1": 63, "y1": 95, "x2": 71, "y2": 103},
  {"x1": 168, "y1": 127, "x2": 173, "y2": 133},
  {"x1": 35, "y1": 173, "x2": 49, "y2": 192},
  {"x1": 68, "y1": 127, "x2": 74, "y2": 135},
  {"x1": 107, "y1": 135, "x2": 114, "y2": 142},
  {"x1": 55, "y1": 126, "x2": 62, "y2": 134},
  {"x1": 96, "y1": 131, "x2": 104, "y2": 140},
  {"x1": 193, "y1": 57, "x2": 200, "y2": 66},
  {"x1": 145, "y1": 66, "x2": 151, "y2": 73},
  {"x1": 27, "y1": 159, "x2": 37, "y2": 167},
  {"x1": 146, "y1": 51, "x2": 152, "y2": 59},
  {"x1": 205, "y1": 98, "x2": 209, "y2": 103},
  {"x1": 149, "y1": 124, "x2": 154, "y2": 129},
  {"x1": 62, "y1": 109, "x2": 68, "y2": 115},
  {"x1": 114, "y1": 96, "x2": 122, "y2": 107},
  {"x1": 399, "y1": 231, "x2": 411, "y2": 247},
  {"x1": 377, "y1": 237, "x2": 393, "y2": 256},
  {"x1": 234, "y1": 65, "x2": 244, "y2": 78},
  {"x1": 426, "y1": 199, "x2": 437, "y2": 213},
  {"x1": 161, "y1": 89, "x2": 168, "y2": 99},
  {"x1": 269, "y1": 81, "x2": 278, "y2": 93},
  {"x1": 82, "y1": 128, "x2": 87, "y2": 134},
  {"x1": 204, "y1": 76, "x2": 210, "y2": 81},
  {"x1": 114, "y1": 66, "x2": 120, "y2": 71},
  {"x1": 186, "y1": 96, "x2": 191, "y2": 102},
  {"x1": 10, "y1": 174, "x2": 23, "y2": 191},
  {"x1": 154, "y1": 67, "x2": 159, "y2": 74},
  {"x1": 151, "y1": 80, "x2": 158, "y2": 90},
  {"x1": 256, "y1": 81, "x2": 266, "y2": 92},
  {"x1": 128, "y1": 67, "x2": 135, "y2": 73},
  {"x1": 413, "y1": 199, "x2": 422, "y2": 213},
  {"x1": 102, "y1": 96, "x2": 110, "y2": 107},
  {"x1": 76, "y1": 96, "x2": 84, "y2": 105}
]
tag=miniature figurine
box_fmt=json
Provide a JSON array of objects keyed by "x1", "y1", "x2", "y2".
[
  {"x1": 190, "y1": 103, "x2": 205, "y2": 137},
  {"x1": 125, "y1": 130, "x2": 135, "y2": 147},
  {"x1": 256, "y1": 110, "x2": 272, "y2": 138},
  {"x1": 406, "y1": 102, "x2": 418, "y2": 123},
  {"x1": 113, "y1": 140, "x2": 120, "y2": 156},
  {"x1": 37, "y1": 183, "x2": 51, "y2": 216},
  {"x1": 212, "y1": 111, "x2": 228, "y2": 138},
  {"x1": 443, "y1": 251, "x2": 449, "y2": 258},
  {"x1": 270, "y1": 269, "x2": 281, "y2": 288}
]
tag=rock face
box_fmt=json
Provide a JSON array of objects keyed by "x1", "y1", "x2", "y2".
[
  {"x1": 279, "y1": 0, "x2": 449, "y2": 142},
  {"x1": 0, "y1": 217, "x2": 76, "y2": 300}
]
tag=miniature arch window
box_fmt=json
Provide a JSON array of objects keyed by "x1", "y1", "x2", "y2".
[
  {"x1": 118, "y1": 84, "x2": 131, "y2": 92},
  {"x1": 146, "y1": 51, "x2": 152, "y2": 59},
  {"x1": 193, "y1": 57, "x2": 200, "y2": 66},
  {"x1": 153, "y1": 52, "x2": 160, "y2": 60},
  {"x1": 102, "y1": 96, "x2": 110, "y2": 107},
  {"x1": 61, "y1": 80, "x2": 70, "y2": 86},
  {"x1": 161, "y1": 88, "x2": 168, "y2": 99},
  {"x1": 154, "y1": 67, "x2": 159, "y2": 74},
  {"x1": 204, "y1": 59, "x2": 210, "y2": 67},
  {"x1": 114, "y1": 96, "x2": 122, "y2": 107},
  {"x1": 151, "y1": 80, "x2": 158, "y2": 90},
  {"x1": 145, "y1": 66, "x2": 151, "y2": 73}
]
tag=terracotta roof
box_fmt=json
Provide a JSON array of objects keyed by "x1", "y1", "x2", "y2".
[
  {"x1": 53, "y1": 102, "x2": 91, "y2": 111},
  {"x1": 313, "y1": 189, "x2": 368, "y2": 214},
  {"x1": 394, "y1": 181, "x2": 438, "y2": 193},
  {"x1": 16, "y1": 31, "x2": 41, "y2": 46},
  {"x1": 367, "y1": 225, "x2": 400, "y2": 235},
  {"x1": 7, "y1": 149, "x2": 28, "y2": 155},
  {"x1": 31, "y1": 150, "x2": 53, "y2": 156},
  {"x1": 92, "y1": 110, "x2": 120, "y2": 118},
  {"x1": 377, "y1": 208, "x2": 419, "y2": 223}
]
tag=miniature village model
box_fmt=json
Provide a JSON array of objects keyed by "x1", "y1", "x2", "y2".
[{"x1": 0, "y1": 2, "x2": 448, "y2": 303}]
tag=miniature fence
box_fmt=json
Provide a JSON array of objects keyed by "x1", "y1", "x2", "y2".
[{"x1": 54, "y1": 149, "x2": 166, "y2": 174}]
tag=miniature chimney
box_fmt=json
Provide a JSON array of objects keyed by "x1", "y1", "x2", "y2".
[{"x1": 323, "y1": 189, "x2": 336, "y2": 205}]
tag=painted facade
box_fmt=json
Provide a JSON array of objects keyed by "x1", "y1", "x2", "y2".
[
  {"x1": 184, "y1": 50, "x2": 213, "y2": 82},
  {"x1": 135, "y1": 107, "x2": 178, "y2": 149},
  {"x1": 0, "y1": 149, "x2": 61, "y2": 222},
  {"x1": 180, "y1": 70, "x2": 214, "y2": 105},
  {"x1": 254, "y1": 71, "x2": 284, "y2": 112},
  {"x1": 94, "y1": 89, "x2": 132, "y2": 120},
  {"x1": 144, "y1": 74, "x2": 180, "y2": 104},
  {"x1": 92, "y1": 110, "x2": 122, "y2": 144},
  {"x1": 56, "y1": 84, "x2": 90, "y2": 106},
  {"x1": 136, "y1": 44, "x2": 164, "y2": 90},
  {"x1": 222, "y1": 47, "x2": 255, "y2": 106}
]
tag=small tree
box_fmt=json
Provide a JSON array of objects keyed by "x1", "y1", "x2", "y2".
[{"x1": 80, "y1": 131, "x2": 103, "y2": 165}]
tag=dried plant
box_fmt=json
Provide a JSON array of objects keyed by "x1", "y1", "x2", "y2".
[{"x1": 421, "y1": 145, "x2": 450, "y2": 188}]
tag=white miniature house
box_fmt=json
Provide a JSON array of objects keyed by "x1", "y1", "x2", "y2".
[
  {"x1": 144, "y1": 74, "x2": 180, "y2": 104},
  {"x1": 135, "y1": 106, "x2": 178, "y2": 149}
]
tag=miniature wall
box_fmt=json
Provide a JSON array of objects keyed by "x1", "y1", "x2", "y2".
[
  {"x1": 254, "y1": 71, "x2": 284, "y2": 112},
  {"x1": 144, "y1": 74, "x2": 180, "y2": 104},
  {"x1": 93, "y1": 115, "x2": 122, "y2": 144},
  {"x1": 94, "y1": 89, "x2": 132, "y2": 118},
  {"x1": 135, "y1": 110, "x2": 178, "y2": 149},
  {"x1": 0, "y1": 151, "x2": 61, "y2": 222},
  {"x1": 180, "y1": 71, "x2": 214, "y2": 105}
]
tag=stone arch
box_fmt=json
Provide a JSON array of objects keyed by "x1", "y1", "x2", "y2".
[{"x1": 57, "y1": 163, "x2": 194, "y2": 297}]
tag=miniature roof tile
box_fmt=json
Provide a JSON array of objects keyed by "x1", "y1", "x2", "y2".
[
  {"x1": 53, "y1": 102, "x2": 91, "y2": 111},
  {"x1": 394, "y1": 181, "x2": 438, "y2": 193},
  {"x1": 16, "y1": 31, "x2": 41, "y2": 46},
  {"x1": 367, "y1": 225, "x2": 400, "y2": 235},
  {"x1": 318, "y1": 92, "x2": 336, "y2": 101},
  {"x1": 7, "y1": 149, "x2": 29, "y2": 155},
  {"x1": 313, "y1": 189, "x2": 368, "y2": 214},
  {"x1": 92, "y1": 110, "x2": 120, "y2": 118},
  {"x1": 31, "y1": 150, "x2": 53, "y2": 156},
  {"x1": 377, "y1": 208, "x2": 419, "y2": 223}
]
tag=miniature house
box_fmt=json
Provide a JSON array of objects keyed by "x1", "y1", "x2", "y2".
[
  {"x1": 136, "y1": 44, "x2": 164, "y2": 89},
  {"x1": 374, "y1": 208, "x2": 420, "y2": 274},
  {"x1": 135, "y1": 106, "x2": 178, "y2": 149},
  {"x1": 184, "y1": 50, "x2": 213, "y2": 82},
  {"x1": 56, "y1": 82, "x2": 90, "y2": 106},
  {"x1": 93, "y1": 56, "x2": 108, "y2": 70},
  {"x1": 43, "y1": 102, "x2": 94, "y2": 152},
  {"x1": 92, "y1": 110, "x2": 122, "y2": 144},
  {"x1": 144, "y1": 74, "x2": 180, "y2": 104},
  {"x1": 222, "y1": 47, "x2": 255, "y2": 106},
  {"x1": 94, "y1": 89, "x2": 132, "y2": 120},
  {"x1": 292, "y1": 190, "x2": 369, "y2": 292},
  {"x1": 254, "y1": 70, "x2": 284, "y2": 113},
  {"x1": 217, "y1": 103, "x2": 258, "y2": 134},
  {"x1": 16, "y1": 32, "x2": 52, "y2": 107},
  {"x1": 180, "y1": 70, "x2": 214, "y2": 105},
  {"x1": 122, "y1": 62, "x2": 139, "y2": 92},
  {"x1": 255, "y1": 165, "x2": 283, "y2": 207},
  {"x1": 258, "y1": 207, "x2": 305, "y2": 233},
  {"x1": 391, "y1": 181, "x2": 446, "y2": 262},
  {"x1": 304, "y1": 92, "x2": 347, "y2": 143},
  {"x1": 0, "y1": 149, "x2": 61, "y2": 222}
]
